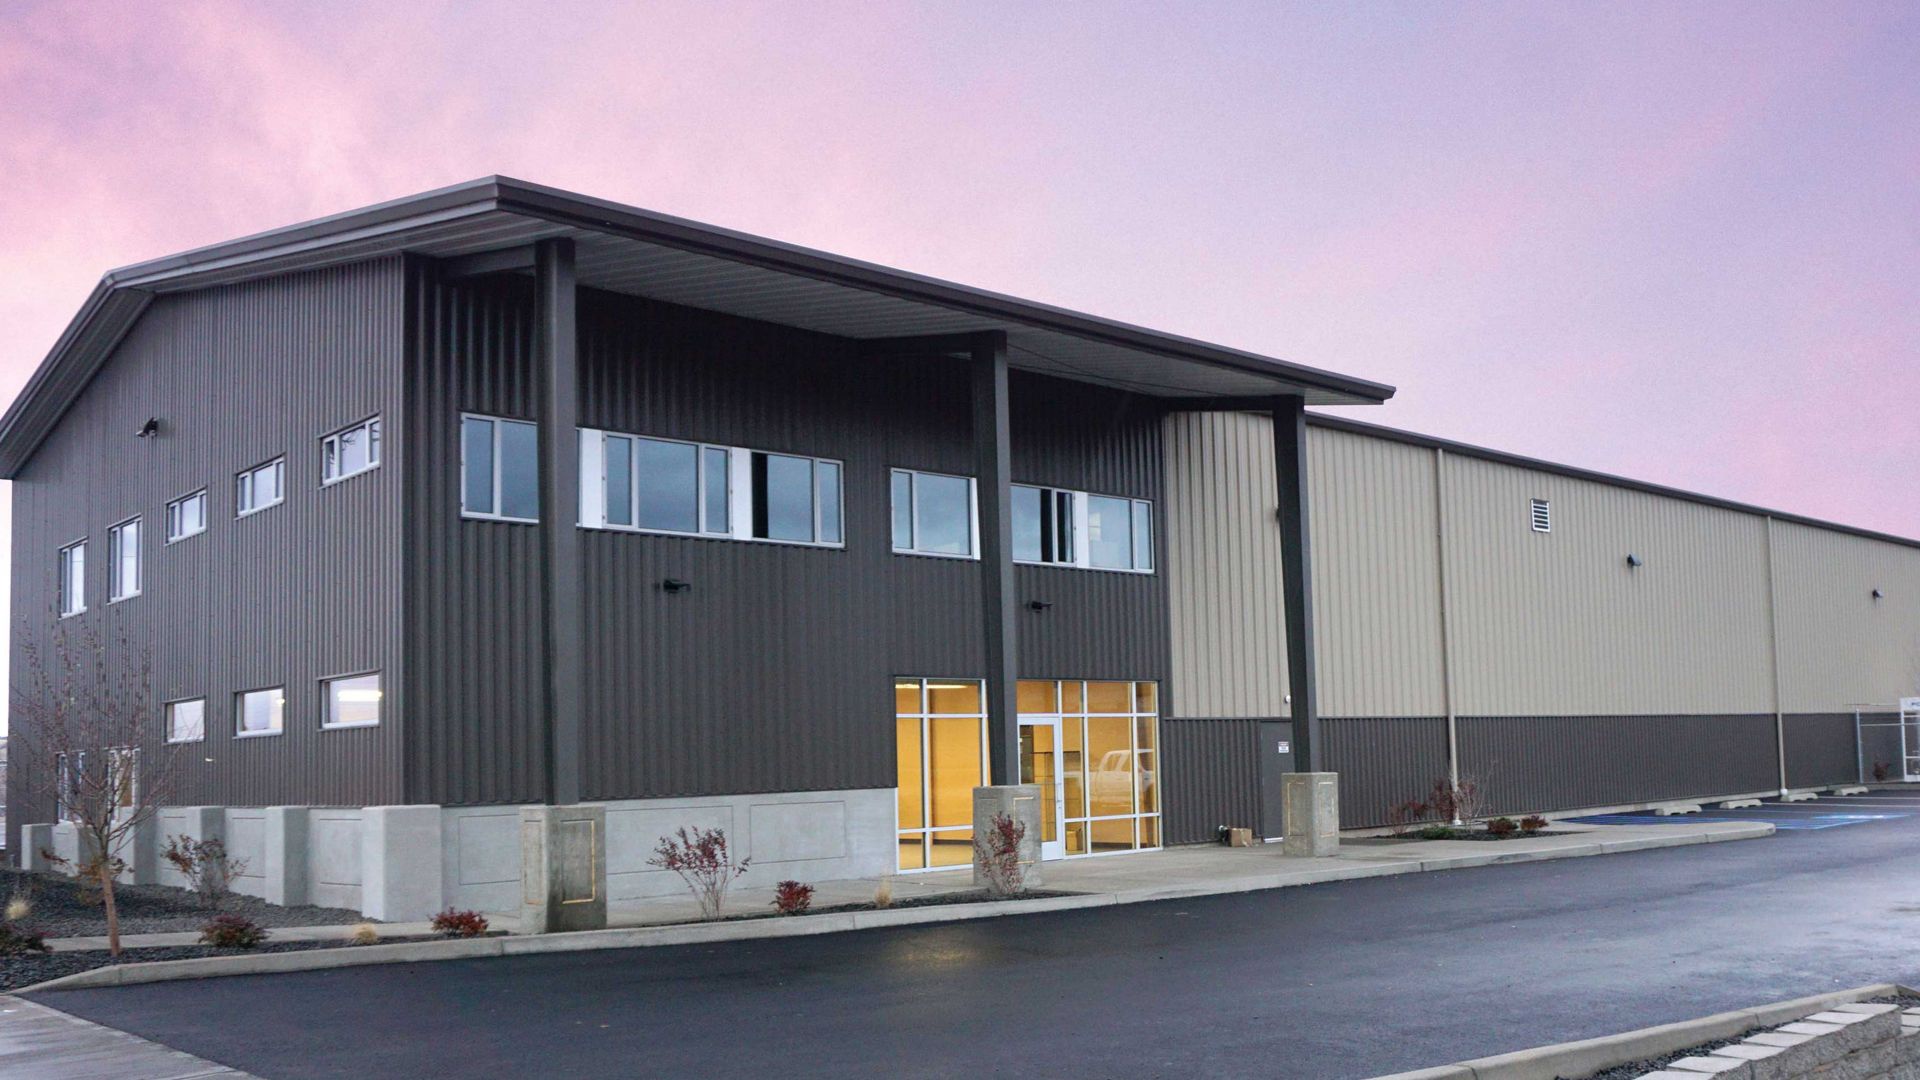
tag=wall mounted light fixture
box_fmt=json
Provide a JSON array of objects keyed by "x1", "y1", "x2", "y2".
[
  {"x1": 661, "y1": 578, "x2": 691, "y2": 593},
  {"x1": 1872, "y1": 588, "x2": 1885, "y2": 600},
  {"x1": 135, "y1": 417, "x2": 160, "y2": 438},
  {"x1": 1625, "y1": 554, "x2": 1643, "y2": 568},
  {"x1": 1027, "y1": 600, "x2": 1053, "y2": 612}
]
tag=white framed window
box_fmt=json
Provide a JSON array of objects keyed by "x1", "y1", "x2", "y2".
[
  {"x1": 55, "y1": 752, "x2": 74, "y2": 820},
  {"x1": 461, "y1": 414, "x2": 539, "y2": 523},
  {"x1": 321, "y1": 416, "x2": 382, "y2": 484},
  {"x1": 579, "y1": 429, "x2": 843, "y2": 548},
  {"x1": 108, "y1": 517, "x2": 141, "y2": 601},
  {"x1": 58, "y1": 539, "x2": 86, "y2": 617},
  {"x1": 891, "y1": 469, "x2": 978, "y2": 558},
  {"x1": 1013, "y1": 486, "x2": 1154, "y2": 573},
  {"x1": 165, "y1": 698, "x2": 206, "y2": 743},
  {"x1": 166, "y1": 489, "x2": 208, "y2": 543},
  {"x1": 236, "y1": 458, "x2": 286, "y2": 517},
  {"x1": 235, "y1": 687, "x2": 285, "y2": 737},
  {"x1": 1530, "y1": 497, "x2": 1552, "y2": 534},
  {"x1": 321, "y1": 671, "x2": 382, "y2": 730}
]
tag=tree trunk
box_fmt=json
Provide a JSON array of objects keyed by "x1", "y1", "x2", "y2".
[{"x1": 100, "y1": 860, "x2": 122, "y2": 957}]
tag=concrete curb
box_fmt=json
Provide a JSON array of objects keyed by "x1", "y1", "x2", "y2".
[
  {"x1": 19, "y1": 821, "x2": 1773, "y2": 995},
  {"x1": 1368, "y1": 982, "x2": 1911, "y2": 1080}
]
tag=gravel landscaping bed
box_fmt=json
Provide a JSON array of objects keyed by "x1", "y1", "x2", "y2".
[
  {"x1": 3, "y1": 868, "x2": 372, "y2": 938},
  {"x1": 719, "y1": 888, "x2": 1079, "y2": 922},
  {"x1": 2, "y1": 934, "x2": 489, "y2": 993}
]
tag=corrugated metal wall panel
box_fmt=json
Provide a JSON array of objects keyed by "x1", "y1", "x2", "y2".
[
  {"x1": 1323, "y1": 717, "x2": 1450, "y2": 827},
  {"x1": 10, "y1": 260, "x2": 407, "y2": 828},
  {"x1": 1457, "y1": 715, "x2": 1778, "y2": 814},
  {"x1": 1162, "y1": 411, "x2": 1288, "y2": 718},
  {"x1": 1160, "y1": 717, "x2": 1260, "y2": 845},
  {"x1": 1771, "y1": 520, "x2": 1920, "y2": 713},
  {"x1": 1442, "y1": 455, "x2": 1776, "y2": 717},
  {"x1": 1783, "y1": 714, "x2": 1861, "y2": 789},
  {"x1": 404, "y1": 273, "x2": 1169, "y2": 805},
  {"x1": 1308, "y1": 429, "x2": 1447, "y2": 717}
]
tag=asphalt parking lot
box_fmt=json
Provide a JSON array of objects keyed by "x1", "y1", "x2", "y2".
[{"x1": 32, "y1": 788, "x2": 1920, "y2": 1080}]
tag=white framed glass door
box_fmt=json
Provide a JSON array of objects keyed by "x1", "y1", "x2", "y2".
[{"x1": 1020, "y1": 717, "x2": 1067, "y2": 860}]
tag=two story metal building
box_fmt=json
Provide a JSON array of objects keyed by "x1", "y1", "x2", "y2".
[{"x1": 7, "y1": 178, "x2": 1915, "y2": 917}]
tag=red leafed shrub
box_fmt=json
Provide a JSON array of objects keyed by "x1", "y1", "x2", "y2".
[
  {"x1": 431, "y1": 909, "x2": 490, "y2": 938},
  {"x1": 1519, "y1": 815, "x2": 1549, "y2": 834},
  {"x1": 1385, "y1": 799, "x2": 1430, "y2": 835},
  {"x1": 1874, "y1": 761, "x2": 1891, "y2": 783},
  {"x1": 649, "y1": 826, "x2": 751, "y2": 920},
  {"x1": 199, "y1": 914, "x2": 268, "y2": 949},
  {"x1": 974, "y1": 812, "x2": 1028, "y2": 897},
  {"x1": 0, "y1": 923, "x2": 49, "y2": 957},
  {"x1": 773, "y1": 880, "x2": 815, "y2": 916},
  {"x1": 1485, "y1": 816, "x2": 1518, "y2": 838}
]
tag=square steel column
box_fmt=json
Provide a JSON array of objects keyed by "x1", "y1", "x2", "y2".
[
  {"x1": 971, "y1": 332, "x2": 1020, "y2": 785},
  {"x1": 1271, "y1": 395, "x2": 1322, "y2": 772},
  {"x1": 536, "y1": 238, "x2": 583, "y2": 806}
]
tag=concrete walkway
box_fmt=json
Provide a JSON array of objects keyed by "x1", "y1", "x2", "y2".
[
  {"x1": 0, "y1": 996, "x2": 255, "y2": 1079},
  {"x1": 42, "y1": 818, "x2": 1766, "y2": 952}
]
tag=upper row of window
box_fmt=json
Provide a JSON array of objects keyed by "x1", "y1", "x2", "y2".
[
  {"x1": 459, "y1": 415, "x2": 1155, "y2": 573},
  {"x1": 56, "y1": 416, "x2": 381, "y2": 616}
]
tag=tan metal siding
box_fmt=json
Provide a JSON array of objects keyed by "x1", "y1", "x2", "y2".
[
  {"x1": 1308, "y1": 426, "x2": 1447, "y2": 717},
  {"x1": 1163, "y1": 411, "x2": 1289, "y2": 718},
  {"x1": 1441, "y1": 453, "x2": 1775, "y2": 716},
  {"x1": 1772, "y1": 520, "x2": 1920, "y2": 712}
]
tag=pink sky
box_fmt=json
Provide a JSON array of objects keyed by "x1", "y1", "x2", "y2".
[{"x1": 1, "y1": 1, "x2": 1915, "y2": 553}]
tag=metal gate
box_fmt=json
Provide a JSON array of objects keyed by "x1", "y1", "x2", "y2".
[{"x1": 1904, "y1": 698, "x2": 1920, "y2": 782}]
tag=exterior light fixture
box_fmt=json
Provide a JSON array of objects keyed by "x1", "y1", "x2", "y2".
[
  {"x1": 1027, "y1": 600, "x2": 1053, "y2": 612},
  {"x1": 135, "y1": 417, "x2": 160, "y2": 438},
  {"x1": 1872, "y1": 589, "x2": 1885, "y2": 600},
  {"x1": 1625, "y1": 554, "x2": 1643, "y2": 568},
  {"x1": 661, "y1": 578, "x2": 691, "y2": 593}
]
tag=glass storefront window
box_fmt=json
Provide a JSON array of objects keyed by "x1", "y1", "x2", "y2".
[{"x1": 895, "y1": 677, "x2": 987, "y2": 872}]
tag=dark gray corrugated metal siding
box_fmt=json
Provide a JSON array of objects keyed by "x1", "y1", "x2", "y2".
[
  {"x1": 1457, "y1": 715, "x2": 1778, "y2": 814},
  {"x1": 1161, "y1": 717, "x2": 1260, "y2": 845},
  {"x1": 1323, "y1": 717, "x2": 1451, "y2": 827},
  {"x1": 403, "y1": 273, "x2": 1169, "y2": 805},
  {"x1": 1783, "y1": 713, "x2": 1861, "y2": 789},
  {"x1": 9, "y1": 260, "x2": 407, "y2": 829}
]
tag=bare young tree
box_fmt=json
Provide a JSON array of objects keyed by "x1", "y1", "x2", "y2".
[{"x1": 11, "y1": 611, "x2": 178, "y2": 956}]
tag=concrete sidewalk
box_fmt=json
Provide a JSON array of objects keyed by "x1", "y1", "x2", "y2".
[
  {"x1": 0, "y1": 996, "x2": 255, "y2": 1079},
  {"x1": 40, "y1": 818, "x2": 1767, "y2": 954}
]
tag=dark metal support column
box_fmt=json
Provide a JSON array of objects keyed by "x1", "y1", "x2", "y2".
[
  {"x1": 971, "y1": 332, "x2": 1019, "y2": 785},
  {"x1": 1271, "y1": 395, "x2": 1322, "y2": 772},
  {"x1": 536, "y1": 237, "x2": 583, "y2": 806}
]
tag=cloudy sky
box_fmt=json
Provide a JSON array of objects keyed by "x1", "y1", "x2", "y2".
[{"x1": 1, "y1": 1, "x2": 1916, "y2": 690}]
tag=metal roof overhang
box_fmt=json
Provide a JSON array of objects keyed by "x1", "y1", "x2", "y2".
[{"x1": 0, "y1": 176, "x2": 1394, "y2": 476}]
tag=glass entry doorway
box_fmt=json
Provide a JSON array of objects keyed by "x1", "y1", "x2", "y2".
[{"x1": 1019, "y1": 718, "x2": 1067, "y2": 860}]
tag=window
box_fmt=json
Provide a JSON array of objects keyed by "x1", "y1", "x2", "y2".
[
  {"x1": 322, "y1": 416, "x2": 382, "y2": 484},
  {"x1": 165, "y1": 698, "x2": 206, "y2": 743},
  {"x1": 55, "y1": 753, "x2": 74, "y2": 820},
  {"x1": 236, "y1": 687, "x2": 285, "y2": 737},
  {"x1": 895, "y1": 678, "x2": 988, "y2": 872},
  {"x1": 461, "y1": 415, "x2": 539, "y2": 522},
  {"x1": 108, "y1": 517, "x2": 141, "y2": 601},
  {"x1": 58, "y1": 540, "x2": 86, "y2": 616},
  {"x1": 322, "y1": 672, "x2": 382, "y2": 729},
  {"x1": 166, "y1": 490, "x2": 208, "y2": 542},
  {"x1": 1019, "y1": 679, "x2": 1161, "y2": 855},
  {"x1": 236, "y1": 458, "x2": 286, "y2": 516},
  {"x1": 891, "y1": 469, "x2": 976, "y2": 557},
  {"x1": 586, "y1": 432, "x2": 731, "y2": 537},
  {"x1": 1013, "y1": 486, "x2": 1153, "y2": 573},
  {"x1": 1530, "y1": 498, "x2": 1552, "y2": 534},
  {"x1": 53, "y1": 748, "x2": 137, "y2": 818},
  {"x1": 578, "y1": 430, "x2": 842, "y2": 548}
]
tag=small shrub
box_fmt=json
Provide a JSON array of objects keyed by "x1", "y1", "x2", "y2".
[
  {"x1": 773, "y1": 880, "x2": 815, "y2": 916},
  {"x1": 1874, "y1": 761, "x2": 1891, "y2": 783},
  {"x1": 1429, "y1": 776, "x2": 1490, "y2": 824},
  {"x1": 350, "y1": 923, "x2": 380, "y2": 946},
  {"x1": 6, "y1": 890, "x2": 31, "y2": 924},
  {"x1": 1486, "y1": 817, "x2": 1518, "y2": 838},
  {"x1": 873, "y1": 877, "x2": 895, "y2": 909},
  {"x1": 0, "y1": 923, "x2": 50, "y2": 957},
  {"x1": 1519, "y1": 815, "x2": 1548, "y2": 834},
  {"x1": 974, "y1": 812, "x2": 1028, "y2": 897},
  {"x1": 430, "y1": 909, "x2": 490, "y2": 938},
  {"x1": 1411, "y1": 824, "x2": 1462, "y2": 840},
  {"x1": 648, "y1": 826, "x2": 751, "y2": 920},
  {"x1": 1385, "y1": 799, "x2": 1431, "y2": 836},
  {"x1": 199, "y1": 914, "x2": 268, "y2": 949},
  {"x1": 163, "y1": 836, "x2": 248, "y2": 910}
]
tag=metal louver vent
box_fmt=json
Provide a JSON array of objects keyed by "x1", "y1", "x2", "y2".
[{"x1": 1530, "y1": 498, "x2": 1552, "y2": 533}]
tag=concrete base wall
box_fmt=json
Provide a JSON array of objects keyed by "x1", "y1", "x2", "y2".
[{"x1": 21, "y1": 788, "x2": 897, "y2": 922}]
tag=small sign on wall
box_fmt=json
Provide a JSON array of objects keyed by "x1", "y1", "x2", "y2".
[{"x1": 1275, "y1": 740, "x2": 1291, "y2": 755}]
